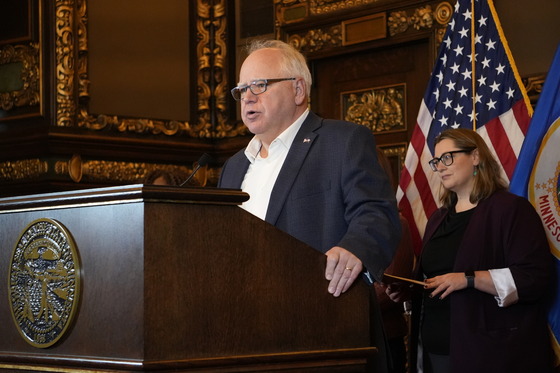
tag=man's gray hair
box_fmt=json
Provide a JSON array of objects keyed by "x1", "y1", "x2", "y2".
[{"x1": 246, "y1": 39, "x2": 312, "y2": 97}]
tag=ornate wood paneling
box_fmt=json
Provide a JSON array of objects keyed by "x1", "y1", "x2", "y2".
[
  {"x1": 0, "y1": 43, "x2": 39, "y2": 113},
  {"x1": 0, "y1": 0, "x2": 245, "y2": 196},
  {"x1": 0, "y1": 0, "x2": 549, "y2": 196},
  {"x1": 65, "y1": 0, "x2": 244, "y2": 138}
]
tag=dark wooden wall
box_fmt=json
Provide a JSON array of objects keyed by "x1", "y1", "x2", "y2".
[{"x1": 0, "y1": 0, "x2": 559, "y2": 198}]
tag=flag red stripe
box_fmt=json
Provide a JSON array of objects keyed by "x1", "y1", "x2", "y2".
[
  {"x1": 398, "y1": 116, "x2": 440, "y2": 254},
  {"x1": 399, "y1": 158, "x2": 413, "y2": 191},
  {"x1": 411, "y1": 118, "x2": 439, "y2": 217},
  {"x1": 512, "y1": 99, "x2": 531, "y2": 135},
  {"x1": 485, "y1": 117, "x2": 517, "y2": 179},
  {"x1": 414, "y1": 164, "x2": 438, "y2": 217},
  {"x1": 398, "y1": 194, "x2": 423, "y2": 256}
]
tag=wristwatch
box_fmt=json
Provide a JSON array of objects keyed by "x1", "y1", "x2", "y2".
[{"x1": 465, "y1": 270, "x2": 475, "y2": 288}]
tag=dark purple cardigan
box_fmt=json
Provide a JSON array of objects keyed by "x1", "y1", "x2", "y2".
[{"x1": 411, "y1": 190, "x2": 555, "y2": 372}]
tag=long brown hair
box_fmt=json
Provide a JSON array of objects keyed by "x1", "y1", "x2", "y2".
[{"x1": 435, "y1": 128, "x2": 507, "y2": 208}]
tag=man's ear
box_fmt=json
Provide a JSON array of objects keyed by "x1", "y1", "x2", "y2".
[{"x1": 294, "y1": 79, "x2": 306, "y2": 105}]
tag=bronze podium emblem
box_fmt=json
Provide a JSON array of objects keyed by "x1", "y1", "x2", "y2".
[{"x1": 8, "y1": 218, "x2": 81, "y2": 348}]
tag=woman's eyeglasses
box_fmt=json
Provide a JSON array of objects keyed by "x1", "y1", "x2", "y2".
[{"x1": 428, "y1": 149, "x2": 473, "y2": 171}]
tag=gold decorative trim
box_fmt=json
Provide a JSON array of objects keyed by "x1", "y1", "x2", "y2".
[
  {"x1": 309, "y1": 0, "x2": 379, "y2": 16},
  {"x1": 523, "y1": 73, "x2": 546, "y2": 108},
  {"x1": 67, "y1": 154, "x2": 83, "y2": 182},
  {"x1": 277, "y1": 0, "x2": 453, "y2": 23},
  {"x1": 94, "y1": 114, "x2": 192, "y2": 136},
  {"x1": 342, "y1": 13, "x2": 386, "y2": 46},
  {"x1": 192, "y1": 1, "x2": 214, "y2": 137},
  {"x1": 282, "y1": 2, "x2": 453, "y2": 53},
  {"x1": 388, "y1": 5, "x2": 435, "y2": 37},
  {"x1": 434, "y1": 2, "x2": 453, "y2": 25},
  {"x1": 379, "y1": 142, "x2": 408, "y2": 170},
  {"x1": 77, "y1": 0, "x2": 89, "y2": 101},
  {"x1": 287, "y1": 25, "x2": 343, "y2": 54},
  {"x1": 54, "y1": 156, "x2": 192, "y2": 184},
  {"x1": 434, "y1": 2, "x2": 453, "y2": 45},
  {"x1": 342, "y1": 84, "x2": 406, "y2": 134},
  {"x1": 196, "y1": 0, "x2": 246, "y2": 138},
  {"x1": 0, "y1": 43, "x2": 40, "y2": 112},
  {"x1": 0, "y1": 155, "x2": 212, "y2": 185},
  {"x1": 434, "y1": 26, "x2": 447, "y2": 47},
  {"x1": 55, "y1": 0, "x2": 76, "y2": 127},
  {"x1": 0, "y1": 159, "x2": 48, "y2": 181},
  {"x1": 275, "y1": 0, "x2": 308, "y2": 25},
  {"x1": 55, "y1": 0, "x2": 242, "y2": 138}
]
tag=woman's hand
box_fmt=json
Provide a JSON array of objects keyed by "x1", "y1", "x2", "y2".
[{"x1": 424, "y1": 272, "x2": 468, "y2": 299}]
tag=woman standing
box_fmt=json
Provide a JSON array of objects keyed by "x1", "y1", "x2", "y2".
[{"x1": 388, "y1": 128, "x2": 554, "y2": 372}]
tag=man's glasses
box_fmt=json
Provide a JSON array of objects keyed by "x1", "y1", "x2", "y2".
[
  {"x1": 428, "y1": 149, "x2": 474, "y2": 171},
  {"x1": 230, "y1": 78, "x2": 296, "y2": 101}
]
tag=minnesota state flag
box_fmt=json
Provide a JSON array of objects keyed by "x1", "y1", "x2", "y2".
[{"x1": 510, "y1": 44, "x2": 560, "y2": 366}]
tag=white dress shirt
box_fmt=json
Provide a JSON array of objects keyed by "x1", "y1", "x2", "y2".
[{"x1": 240, "y1": 110, "x2": 309, "y2": 220}]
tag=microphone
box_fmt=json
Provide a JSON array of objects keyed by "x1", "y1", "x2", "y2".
[{"x1": 179, "y1": 153, "x2": 212, "y2": 187}]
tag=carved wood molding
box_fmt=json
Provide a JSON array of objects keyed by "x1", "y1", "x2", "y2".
[
  {"x1": 0, "y1": 159, "x2": 48, "y2": 181},
  {"x1": 0, "y1": 155, "x2": 200, "y2": 185},
  {"x1": 55, "y1": 155, "x2": 192, "y2": 184},
  {"x1": 54, "y1": 0, "x2": 243, "y2": 138},
  {"x1": 309, "y1": 0, "x2": 379, "y2": 15},
  {"x1": 0, "y1": 43, "x2": 40, "y2": 112},
  {"x1": 276, "y1": 1, "x2": 453, "y2": 55},
  {"x1": 523, "y1": 74, "x2": 546, "y2": 109}
]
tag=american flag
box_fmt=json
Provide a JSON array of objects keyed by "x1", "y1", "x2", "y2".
[{"x1": 397, "y1": 0, "x2": 533, "y2": 254}]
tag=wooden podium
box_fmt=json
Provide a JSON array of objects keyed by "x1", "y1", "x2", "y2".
[{"x1": 0, "y1": 185, "x2": 376, "y2": 372}]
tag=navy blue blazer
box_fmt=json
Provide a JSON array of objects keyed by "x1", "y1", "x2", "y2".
[{"x1": 218, "y1": 111, "x2": 400, "y2": 281}]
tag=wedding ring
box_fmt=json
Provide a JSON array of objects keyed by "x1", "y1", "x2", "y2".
[{"x1": 345, "y1": 267, "x2": 352, "y2": 271}]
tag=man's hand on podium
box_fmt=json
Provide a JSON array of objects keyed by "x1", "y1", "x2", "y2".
[{"x1": 325, "y1": 246, "x2": 363, "y2": 297}]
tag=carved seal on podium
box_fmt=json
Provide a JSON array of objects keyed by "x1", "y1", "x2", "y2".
[{"x1": 8, "y1": 218, "x2": 81, "y2": 348}]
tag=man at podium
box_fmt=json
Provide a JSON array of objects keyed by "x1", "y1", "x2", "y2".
[{"x1": 219, "y1": 39, "x2": 400, "y2": 297}]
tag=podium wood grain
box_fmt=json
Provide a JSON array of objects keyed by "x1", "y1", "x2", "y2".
[{"x1": 0, "y1": 185, "x2": 376, "y2": 372}]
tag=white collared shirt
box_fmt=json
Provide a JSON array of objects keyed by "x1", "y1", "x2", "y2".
[{"x1": 240, "y1": 109, "x2": 309, "y2": 220}]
